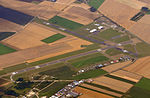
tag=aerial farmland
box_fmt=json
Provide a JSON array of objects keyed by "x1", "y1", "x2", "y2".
[{"x1": 0, "y1": 0, "x2": 150, "y2": 98}]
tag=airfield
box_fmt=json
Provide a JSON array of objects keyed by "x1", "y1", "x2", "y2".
[{"x1": 0, "y1": 0, "x2": 150, "y2": 98}]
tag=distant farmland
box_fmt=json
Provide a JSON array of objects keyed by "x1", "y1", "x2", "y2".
[
  {"x1": 0, "y1": 6, "x2": 34, "y2": 25},
  {"x1": 88, "y1": 0, "x2": 105, "y2": 9}
]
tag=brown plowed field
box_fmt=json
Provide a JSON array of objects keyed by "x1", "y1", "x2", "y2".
[
  {"x1": 129, "y1": 15, "x2": 150, "y2": 44},
  {"x1": 98, "y1": 0, "x2": 138, "y2": 29},
  {"x1": 102, "y1": 61, "x2": 131, "y2": 72},
  {"x1": 110, "y1": 70, "x2": 142, "y2": 82},
  {"x1": 74, "y1": 86, "x2": 114, "y2": 98},
  {"x1": 0, "y1": 18, "x2": 23, "y2": 32},
  {"x1": 58, "y1": 6, "x2": 100, "y2": 25},
  {"x1": 80, "y1": 84, "x2": 122, "y2": 97},
  {"x1": 124, "y1": 56, "x2": 150, "y2": 79},
  {"x1": 93, "y1": 76, "x2": 133, "y2": 93}
]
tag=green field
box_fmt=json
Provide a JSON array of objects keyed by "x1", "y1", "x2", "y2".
[
  {"x1": 113, "y1": 35, "x2": 130, "y2": 43},
  {"x1": 0, "y1": 43, "x2": 16, "y2": 55},
  {"x1": 96, "y1": 29, "x2": 122, "y2": 40},
  {"x1": 135, "y1": 78, "x2": 150, "y2": 91},
  {"x1": 39, "y1": 66, "x2": 76, "y2": 80},
  {"x1": 73, "y1": 69, "x2": 107, "y2": 80},
  {"x1": 124, "y1": 44, "x2": 136, "y2": 53},
  {"x1": 41, "y1": 33, "x2": 66, "y2": 43},
  {"x1": 105, "y1": 48, "x2": 122, "y2": 56},
  {"x1": 70, "y1": 53, "x2": 109, "y2": 68},
  {"x1": 135, "y1": 42, "x2": 150, "y2": 57},
  {"x1": 88, "y1": 0, "x2": 105, "y2": 9},
  {"x1": 49, "y1": 16, "x2": 83, "y2": 30},
  {"x1": 123, "y1": 87, "x2": 150, "y2": 98},
  {"x1": 39, "y1": 82, "x2": 69, "y2": 97}
]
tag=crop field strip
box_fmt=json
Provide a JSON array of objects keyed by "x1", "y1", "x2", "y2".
[
  {"x1": 88, "y1": 0, "x2": 105, "y2": 9},
  {"x1": 0, "y1": 43, "x2": 16, "y2": 55},
  {"x1": 41, "y1": 33, "x2": 66, "y2": 44},
  {"x1": 0, "y1": 6, "x2": 34, "y2": 25},
  {"x1": 49, "y1": 16, "x2": 84, "y2": 30},
  {"x1": 105, "y1": 74, "x2": 136, "y2": 84}
]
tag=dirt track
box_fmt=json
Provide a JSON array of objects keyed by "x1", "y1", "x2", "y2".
[
  {"x1": 74, "y1": 86, "x2": 114, "y2": 98},
  {"x1": 124, "y1": 56, "x2": 150, "y2": 79}
]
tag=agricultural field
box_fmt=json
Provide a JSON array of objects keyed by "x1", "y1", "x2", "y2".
[
  {"x1": 0, "y1": 43, "x2": 16, "y2": 55},
  {"x1": 58, "y1": 6, "x2": 100, "y2": 25},
  {"x1": 102, "y1": 61, "x2": 131, "y2": 72},
  {"x1": 74, "y1": 86, "x2": 113, "y2": 98},
  {"x1": 88, "y1": 0, "x2": 105, "y2": 9},
  {"x1": 124, "y1": 56, "x2": 150, "y2": 79},
  {"x1": 98, "y1": 0, "x2": 139, "y2": 29},
  {"x1": 0, "y1": 32, "x2": 16, "y2": 41},
  {"x1": 49, "y1": 16, "x2": 83, "y2": 30},
  {"x1": 93, "y1": 76, "x2": 133, "y2": 93},
  {"x1": 41, "y1": 33, "x2": 66, "y2": 44},
  {"x1": 0, "y1": 5, "x2": 34, "y2": 25}
]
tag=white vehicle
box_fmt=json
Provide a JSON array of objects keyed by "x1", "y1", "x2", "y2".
[
  {"x1": 123, "y1": 50, "x2": 128, "y2": 53},
  {"x1": 59, "y1": 28, "x2": 65, "y2": 31},
  {"x1": 12, "y1": 72, "x2": 18, "y2": 75},
  {"x1": 117, "y1": 43, "x2": 122, "y2": 46},
  {"x1": 98, "y1": 26, "x2": 104, "y2": 30},
  {"x1": 35, "y1": 66, "x2": 40, "y2": 69},
  {"x1": 94, "y1": 24, "x2": 100, "y2": 26},
  {"x1": 90, "y1": 29, "x2": 97, "y2": 33},
  {"x1": 85, "y1": 28, "x2": 90, "y2": 30},
  {"x1": 97, "y1": 49, "x2": 102, "y2": 52}
]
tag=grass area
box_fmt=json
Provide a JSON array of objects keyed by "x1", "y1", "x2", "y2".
[
  {"x1": 73, "y1": 69, "x2": 107, "y2": 80},
  {"x1": 105, "y1": 74, "x2": 136, "y2": 84},
  {"x1": 36, "y1": 82, "x2": 52, "y2": 90},
  {"x1": 49, "y1": 16, "x2": 83, "y2": 30},
  {"x1": 41, "y1": 33, "x2": 66, "y2": 43},
  {"x1": 0, "y1": 44, "x2": 99, "y2": 76},
  {"x1": 135, "y1": 77, "x2": 150, "y2": 91},
  {"x1": 85, "y1": 82, "x2": 124, "y2": 94},
  {"x1": 88, "y1": 0, "x2": 105, "y2": 9},
  {"x1": 113, "y1": 35, "x2": 130, "y2": 43},
  {"x1": 0, "y1": 32, "x2": 16, "y2": 41},
  {"x1": 70, "y1": 53, "x2": 109, "y2": 68},
  {"x1": 135, "y1": 42, "x2": 150, "y2": 57},
  {"x1": 79, "y1": 85, "x2": 117, "y2": 98},
  {"x1": 123, "y1": 87, "x2": 150, "y2": 98},
  {"x1": 0, "y1": 78, "x2": 8, "y2": 85},
  {"x1": 124, "y1": 44, "x2": 136, "y2": 53},
  {"x1": 39, "y1": 66, "x2": 76, "y2": 80},
  {"x1": 96, "y1": 28, "x2": 122, "y2": 40},
  {"x1": 0, "y1": 43, "x2": 16, "y2": 55},
  {"x1": 39, "y1": 82, "x2": 69, "y2": 97},
  {"x1": 105, "y1": 48, "x2": 122, "y2": 56}
]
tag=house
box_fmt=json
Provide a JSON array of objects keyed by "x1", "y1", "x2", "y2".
[{"x1": 98, "y1": 26, "x2": 104, "y2": 30}]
